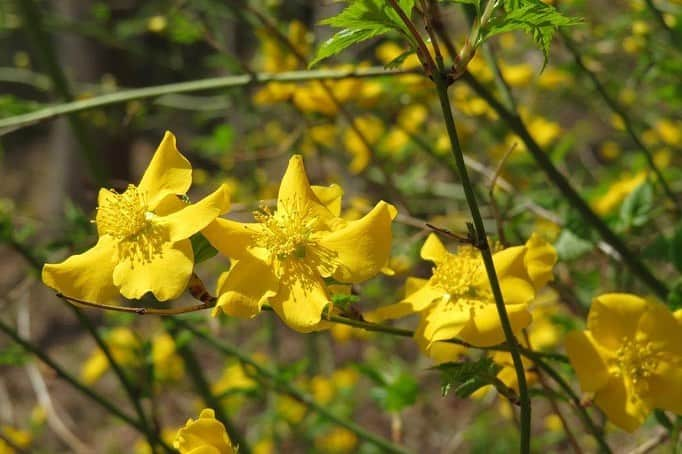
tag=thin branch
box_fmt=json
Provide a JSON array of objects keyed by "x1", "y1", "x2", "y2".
[{"x1": 0, "y1": 67, "x2": 410, "y2": 134}]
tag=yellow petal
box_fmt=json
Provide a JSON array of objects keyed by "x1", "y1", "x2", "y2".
[
  {"x1": 202, "y1": 218, "x2": 263, "y2": 261},
  {"x1": 269, "y1": 268, "x2": 329, "y2": 332},
  {"x1": 498, "y1": 276, "x2": 536, "y2": 306},
  {"x1": 637, "y1": 299, "x2": 682, "y2": 356},
  {"x1": 80, "y1": 351, "x2": 109, "y2": 385},
  {"x1": 588, "y1": 293, "x2": 647, "y2": 351},
  {"x1": 405, "y1": 277, "x2": 429, "y2": 295},
  {"x1": 490, "y1": 244, "x2": 527, "y2": 280},
  {"x1": 174, "y1": 408, "x2": 235, "y2": 454},
  {"x1": 458, "y1": 303, "x2": 531, "y2": 347},
  {"x1": 113, "y1": 239, "x2": 193, "y2": 301},
  {"x1": 564, "y1": 330, "x2": 611, "y2": 392},
  {"x1": 420, "y1": 233, "x2": 449, "y2": 264},
  {"x1": 594, "y1": 377, "x2": 648, "y2": 432},
  {"x1": 311, "y1": 184, "x2": 343, "y2": 217},
  {"x1": 421, "y1": 303, "x2": 472, "y2": 344},
  {"x1": 647, "y1": 361, "x2": 682, "y2": 415},
  {"x1": 318, "y1": 201, "x2": 397, "y2": 283},
  {"x1": 523, "y1": 233, "x2": 557, "y2": 289},
  {"x1": 213, "y1": 259, "x2": 278, "y2": 318},
  {"x1": 364, "y1": 302, "x2": 416, "y2": 322},
  {"x1": 138, "y1": 131, "x2": 192, "y2": 209},
  {"x1": 159, "y1": 184, "x2": 231, "y2": 242},
  {"x1": 402, "y1": 281, "x2": 444, "y2": 312},
  {"x1": 42, "y1": 236, "x2": 119, "y2": 303},
  {"x1": 277, "y1": 155, "x2": 335, "y2": 223}
]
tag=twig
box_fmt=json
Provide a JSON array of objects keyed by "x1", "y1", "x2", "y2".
[{"x1": 0, "y1": 67, "x2": 410, "y2": 134}]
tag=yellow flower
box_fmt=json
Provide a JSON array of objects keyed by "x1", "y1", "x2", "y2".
[
  {"x1": 151, "y1": 332, "x2": 184, "y2": 382},
  {"x1": 174, "y1": 408, "x2": 236, "y2": 454},
  {"x1": 592, "y1": 172, "x2": 647, "y2": 215},
  {"x1": 42, "y1": 132, "x2": 230, "y2": 303},
  {"x1": 343, "y1": 115, "x2": 385, "y2": 174},
  {"x1": 565, "y1": 294, "x2": 682, "y2": 432},
  {"x1": 370, "y1": 233, "x2": 556, "y2": 351},
  {"x1": 500, "y1": 63, "x2": 534, "y2": 87},
  {"x1": 314, "y1": 427, "x2": 358, "y2": 453},
  {"x1": 0, "y1": 426, "x2": 31, "y2": 454},
  {"x1": 80, "y1": 326, "x2": 140, "y2": 384},
  {"x1": 203, "y1": 155, "x2": 397, "y2": 332}
]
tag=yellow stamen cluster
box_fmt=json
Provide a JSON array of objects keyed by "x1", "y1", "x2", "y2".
[
  {"x1": 254, "y1": 202, "x2": 318, "y2": 264},
  {"x1": 96, "y1": 184, "x2": 149, "y2": 239},
  {"x1": 610, "y1": 337, "x2": 661, "y2": 401},
  {"x1": 430, "y1": 245, "x2": 491, "y2": 312}
]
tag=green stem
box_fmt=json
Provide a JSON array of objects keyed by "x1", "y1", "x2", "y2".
[
  {"x1": 0, "y1": 318, "x2": 174, "y2": 453},
  {"x1": 67, "y1": 305, "x2": 159, "y2": 453},
  {"x1": 461, "y1": 72, "x2": 669, "y2": 299},
  {"x1": 0, "y1": 67, "x2": 409, "y2": 134},
  {"x1": 176, "y1": 320, "x2": 411, "y2": 454},
  {"x1": 433, "y1": 66, "x2": 531, "y2": 454},
  {"x1": 14, "y1": 0, "x2": 105, "y2": 183},
  {"x1": 164, "y1": 319, "x2": 250, "y2": 454},
  {"x1": 560, "y1": 31, "x2": 679, "y2": 212},
  {"x1": 642, "y1": 0, "x2": 680, "y2": 47},
  {"x1": 530, "y1": 353, "x2": 612, "y2": 453}
]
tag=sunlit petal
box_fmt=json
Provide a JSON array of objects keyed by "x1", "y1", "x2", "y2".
[
  {"x1": 420, "y1": 233, "x2": 449, "y2": 264},
  {"x1": 113, "y1": 239, "x2": 193, "y2": 301},
  {"x1": 458, "y1": 303, "x2": 531, "y2": 347},
  {"x1": 138, "y1": 131, "x2": 192, "y2": 208},
  {"x1": 159, "y1": 184, "x2": 231, "y2": 242},
  {"x1": 269, "y1": 268, "x2": 329, "y2": 332},
  {"x1": 317, "y1": 201, "x2": 397, "y2": 283},
  {"x1": 588, "y1": 293, "x2": 647, "y2": 351},
  {"x1": 202, "y1": 218, "x2": 264, "y2": 261},
  {"x1": 565, "y1": 330, "x2": 611, "y2": 392},
  {"x1": 213, "y1": 259, "x2": 278, "y2": 318},
  {"x1": 42, "y1": 236, "x2": 119, "y2": 304}
]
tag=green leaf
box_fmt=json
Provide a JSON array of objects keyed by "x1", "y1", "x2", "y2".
[
  {"x1": 310, "y1": 0, "x2": 416, "y2": 68},
  {"x1": 554, "y1": 229, "x2": 594, "y2": 261},
  {"x1": 481, "y1": 0, "x2": 581, "y2": 65},
  {"x1": 619, "y1": 181, "x2": 653, "y2": 229},
  {"x1": 370, "y1": 372, "x2": 419, "y2": 412},
  {"x1": 434, "y1": 357, "x2": 502, "y2": 398},
  {"x1": 190, "y1": 233, "x2": 218, "y2": 263}
]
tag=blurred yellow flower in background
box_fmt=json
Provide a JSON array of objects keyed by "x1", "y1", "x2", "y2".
[
  {"x1": 566, "y1": 294, "x2": 682, "y2": 432},
  {"x1": 174, "y1": 408, "x2": 236, "y2": 453}
]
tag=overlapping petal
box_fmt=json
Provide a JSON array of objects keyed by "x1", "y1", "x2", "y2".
[
  {"x1": 523, "y1": 233, "x2": 557, "y2": 289},
  {"x1": 564, "y1": 331, "x2": 611, "y2": 392},
  {"x1": 138, "y1": 131, "x2": 192, "y2": 208},
  {"x1": 457, "y1": 303, "x2": 532, "y2": 347},
  {"x1": 317, "y1": 200, "x2": 397, "y2": 283},
  {"x1": 594, "y1": 378, "x2": 648, "y2": 433},
  {"x1": 420, "y1": 233, "x2": 448, "y2": 264},
  {"x1": 113, "y1": 239, "x2": 194, "y2": 301},
  {"x1": 213, "y1": 259, "x2": 278, "y2": 318},
  {"x1": 174, "y1": 408, "x2": 235, "y2": 454},
  {"x1": 160, "y1": 184, "x2": 231, "y2": 242},
  {"x1": 202, "y1": 218, "x2": 264, "y2": 262},
  {"x1": 269, "y1": 268, "x2": 330, "y2": 332},
  {"x1": 588, "y1": 293, "x2": 647, "y2": 351}
]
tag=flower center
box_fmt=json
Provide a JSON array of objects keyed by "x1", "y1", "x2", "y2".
[
  {"x1": 430, "y1": 245, "x2": 491, "y2": 312},
  {"x1": 96, "y1": 184, "x2": 151, "y2": 239},
  {"x1": 609, "y1": 337, "x2": 661, "y2": 401},
  {"x1": 254, "y1": 201, "x2": 318, "y2": 264}
]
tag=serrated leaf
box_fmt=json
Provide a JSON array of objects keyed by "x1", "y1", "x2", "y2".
[
  {"x1": 481, "y1": 0, "x2": 581, "y2": 66},
  {"x1": 434, "y1": 357, "x2": 501, "y2": 398},
  {"x1": 619, "y1": 181, "x2": 653, "y2": 229},
  {"x1": 311, "y1": 0, "x2": 416, "y2": 67}
]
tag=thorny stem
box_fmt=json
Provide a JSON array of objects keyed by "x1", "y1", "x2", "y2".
[
  {"x1": 176, "y1": 320, "x2": 412, "y2": 454},
  {"x1": 0, "y1": 318, "x2": 175, "y2": 453},
  {"x1": 387, "y1": 3, "x2": 531, "y2": 452}
]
